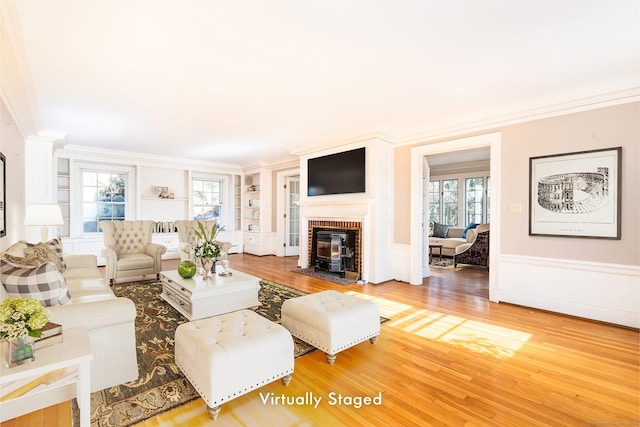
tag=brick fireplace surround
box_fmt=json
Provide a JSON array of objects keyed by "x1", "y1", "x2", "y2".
[{"x1": 307, "y1": 220, "x2": 362, "y2": 279}]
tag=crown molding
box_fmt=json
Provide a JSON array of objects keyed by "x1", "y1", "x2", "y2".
[
  {"x1": 396, "y1": 86, "x2": 640, "y2": 147},
  {"x1": 54, "y1": 144, "x2": 244, "y2": 174},
  {"x1": 290, "y1": 133, "x2": 395, "y2": 158}
]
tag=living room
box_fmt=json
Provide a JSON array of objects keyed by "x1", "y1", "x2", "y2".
[{"x1": 1, "y1": 1, "x2": 639, "y2": 426}]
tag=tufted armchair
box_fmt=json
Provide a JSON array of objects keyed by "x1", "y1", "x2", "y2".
[
  {"x1": 175, "y1": 220, "x2": 232, "y2": 265},
  {"x1": 454, "y1": 224, "x2": 490, "y2": 270},
  {"x1": 100, "y1": 220, "x2": 166, "y2": 284}
]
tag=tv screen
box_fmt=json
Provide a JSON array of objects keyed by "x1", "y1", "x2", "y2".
[{"x1": 307, "y1": 147, "x2": 366, "y2": 196}]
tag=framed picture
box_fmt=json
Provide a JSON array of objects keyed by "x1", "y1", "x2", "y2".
[
  {"x1": 0, "y1": 152, "x2": 5, "y2": 238},
  {"x1": 529, "y1": 147, "x2": 621, "y2": 239}
]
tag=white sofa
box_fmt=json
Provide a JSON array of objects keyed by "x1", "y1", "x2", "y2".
[
  {"x1": 1, "y1": 244, "x2": 138, "y2": 420},
  {"x1": 429, "y1": 227, "x2": 478, "y2": 257}
]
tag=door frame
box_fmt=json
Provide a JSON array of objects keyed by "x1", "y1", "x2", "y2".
[{"x1": 409, "y1": 132, "x2": 501, "y2": 302}]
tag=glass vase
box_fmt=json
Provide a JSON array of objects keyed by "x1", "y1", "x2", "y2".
[{"x1": 6, "y1": 335, "x2": 36, "y2": 367}]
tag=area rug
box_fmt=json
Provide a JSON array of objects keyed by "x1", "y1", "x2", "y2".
[
  {"x1": 292, "y1": 267, "x2": 357, "y2": 285},
  {"x1": 73, "y1": 278, "x2": 315, "y2": 427},
  {"x1": 429, "y1": 259, "x2": 464, "y2": 271}
]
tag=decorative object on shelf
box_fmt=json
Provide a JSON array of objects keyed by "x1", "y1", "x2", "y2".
[
  {"x1": 178, "y1": 260, "x2": 197, "y2": 278},
  {"x1": 153, "y1": 186, "x2": 174, "y2": 199},
  {"x1": 0, "y1": 296, "x2": 50, "y2": 367},
  {"x1": 192, "y1": 221, "x2": 225, "y2": 279}
]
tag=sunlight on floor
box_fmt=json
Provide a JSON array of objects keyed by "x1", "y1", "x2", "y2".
[{"x1": 345, "y1": 291, "x2": 531, "y2": 359}]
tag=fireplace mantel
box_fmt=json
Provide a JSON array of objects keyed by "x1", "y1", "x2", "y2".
[{"x1": 297, "y1": 199, "x2": 373, "y2": 219}]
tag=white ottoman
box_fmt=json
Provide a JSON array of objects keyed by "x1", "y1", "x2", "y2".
[
  {"x1": 281, "y1": 290, "x2": 380, "y2": 365},
  {"x1": 175, "y1": 310, "x2": 294, "y2": 420}
]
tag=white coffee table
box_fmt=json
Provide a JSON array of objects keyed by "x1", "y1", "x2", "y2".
[
  {"x1": 160, "y1": 269, "x2": 261, "y2": 320},
  {"x1": 0, "y1": 328, "x2": 92, "y2": 426}
]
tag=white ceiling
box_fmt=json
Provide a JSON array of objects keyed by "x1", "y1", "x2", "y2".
[{"x1": 11, "y1": 0, "x2": 639, "y2": 166}]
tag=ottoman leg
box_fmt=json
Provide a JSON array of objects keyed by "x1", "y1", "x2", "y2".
[
  {"x1": 325, "y1": 353, "x2": 337, "y2": 365},
  {"x1": 207, "y1": 405, "x2": 221, "y2": 420},
  {"x1": 370, "y1": 335, "x2": 379, "y2": 344},
  {"x1": 282, "y1": 374, "x2": 292, "y2": 386}
]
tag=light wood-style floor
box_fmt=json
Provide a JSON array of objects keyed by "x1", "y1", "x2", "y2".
[{"x1": 2, "y1": 254, "x2": 638, "y2": 426}]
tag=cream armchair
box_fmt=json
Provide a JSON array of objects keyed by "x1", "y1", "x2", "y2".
[
  {"x1": 100, "y1": 220, "x2": 166, "y2": 284},
  {"x1": 175, "y1": 220, "x2": 231, "y2": 264}
]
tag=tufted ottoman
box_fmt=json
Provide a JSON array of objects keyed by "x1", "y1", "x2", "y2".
[
  {"x1": 174, "y1": 310, "x2": 294, "y2": 420},
  {"x1": 281, "y1": 290, "x2": 380, "y2": 365}
]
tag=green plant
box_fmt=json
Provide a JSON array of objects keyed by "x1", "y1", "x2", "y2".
[
  {"x1": 0, "y1": 297, "x2": 50, "y2": 340},
  {"x1": 192, "y1": 222, "x2": 225, "y2": 260}
]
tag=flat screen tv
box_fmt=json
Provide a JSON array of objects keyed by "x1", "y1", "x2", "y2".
[{"x1": 307, "y1": 147, "x2": 366, "y2": 196}]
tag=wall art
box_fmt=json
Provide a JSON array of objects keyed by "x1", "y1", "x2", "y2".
[{"x1": 529, "y1": 147, "x2": 621, "y2": 239}]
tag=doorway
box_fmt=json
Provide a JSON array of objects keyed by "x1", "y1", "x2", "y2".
[
  {"x1": 410, "y1": 132, "x2": 501, "y2": 302},
  {"x1": 284, "y1": 175, "x2": 300, "y2": 256},
  {"x1": 275, "y1": 169, "x2": 300, "y2": 257}
]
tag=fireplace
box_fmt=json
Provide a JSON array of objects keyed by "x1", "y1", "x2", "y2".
[{"x1": 309, "y1": 221, "x2": 361, "y2": 279}]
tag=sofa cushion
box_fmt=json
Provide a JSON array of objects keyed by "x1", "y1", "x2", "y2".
[
  {"x1": 432, "y1": 222, "x2": 450, "y2": 238},
  {"x1": 1, "y1": 260, "x2": 71, "y2": 306}
]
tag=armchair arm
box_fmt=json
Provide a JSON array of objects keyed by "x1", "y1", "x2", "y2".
[
  {"x1": 48, "y1": 297, "x2": 136, "y2": 331},
  {"x1": 178, "y1": 242, "x2": 193, "y2": 253},
  {"x1": 146, "y1": 243, "x2": 167, "y2": 267}
]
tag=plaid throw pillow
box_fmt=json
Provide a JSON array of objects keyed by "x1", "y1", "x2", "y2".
[{"x1": 0, "y1": 259, "x2": 71, "y2": 306}]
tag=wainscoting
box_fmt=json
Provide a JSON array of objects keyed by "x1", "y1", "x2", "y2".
[{"x1": 497, "y1": 254, "x2": 639, "y2": 328}]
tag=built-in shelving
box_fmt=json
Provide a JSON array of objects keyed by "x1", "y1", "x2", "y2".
[
  {"x1": 243, "y1": 169, "x2": 272, "y2": 255},
  {"x1": 56, "y1": 158, "x2": 71, "y2": 237}
]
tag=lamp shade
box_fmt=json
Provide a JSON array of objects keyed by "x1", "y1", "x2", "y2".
[{"x1": 24, "y1": 204, "x2": 64, "y2": 226}]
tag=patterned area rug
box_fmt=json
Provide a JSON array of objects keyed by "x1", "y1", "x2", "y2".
[
  {"x1": 73, "y1": 278, "x2": 314, "y2": 427},
  {"x1": 430, "y1": 259, "x2": 464, "y2": 271}
]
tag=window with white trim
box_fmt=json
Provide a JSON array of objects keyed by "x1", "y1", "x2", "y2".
[
  {"x1": 82, "y1": 170, "x2": 128, "y2": 233},
  {"x1": 192, "y1": 178, "x2": 222, "y2": 222}
]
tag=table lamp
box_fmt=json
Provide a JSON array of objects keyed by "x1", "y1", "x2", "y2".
[{"x1": 24, "y1": 204, "x2": 64, "y2": 242}]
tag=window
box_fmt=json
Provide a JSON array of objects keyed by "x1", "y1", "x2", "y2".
[
  {"x1": 465, "y1": 177, "x2": 484, "y2": 225},
  {"x1": 192, "y1": 178, "x2": 222, "y2": 222},
  {"x1": 82, "y1": 170, "x2": 127, "y2": 233},
  {"x1": 442, "y1": 179, "x2": 458, "y2": 226},
  {"x1": 428, "y1": 181, "x2": 440, "y2": 223}
]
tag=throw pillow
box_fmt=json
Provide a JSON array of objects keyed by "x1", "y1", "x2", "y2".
[
  {"x1": 462, "y1": 223, "x2": 479, "y2": 239},
  {"x1": 23, "y1": 238, "x2": 66, "y2": 272},
  {"x1": 1, "y1": 254, "x2": 43, "y2": 269},
  {"x1": 432, "y1": 222, "x2": 449, "y2": 238},
  {"x1": 0, "y1": 259, "x2": 71, "y2": 306}
]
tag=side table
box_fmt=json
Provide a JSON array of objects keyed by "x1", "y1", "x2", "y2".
[
  {"x1": 0, "y1": 328, "x2": 93, "y2": 426},
  {"x1": 429, "y1": 244, "x2": 443, "y2": 263}
]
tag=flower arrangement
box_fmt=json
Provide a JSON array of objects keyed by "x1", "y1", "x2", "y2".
[
  {"x1": 0, "y1": 297, "x2": 50, "y2": 340},
  {"x1": 192, "y1": 222, "x2": 225, "y2": 260}
]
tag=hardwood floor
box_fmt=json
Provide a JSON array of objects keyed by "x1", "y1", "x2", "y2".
[{"x1": 2, "y1": 254, "x2": 638, "y2": 426}]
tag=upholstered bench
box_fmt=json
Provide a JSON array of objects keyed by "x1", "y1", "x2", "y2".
[
  {"x1": 174, "y1": 310, "x2": 294, "y2": 420},
  {"x1": 281, "y1": 290, "x2": 380, "y2": 365}
]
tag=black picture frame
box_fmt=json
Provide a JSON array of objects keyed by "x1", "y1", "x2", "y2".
[
  {"x1": 0, "y1": 152, "x2": 5, "y2": 238},
  {"x1": 529, "y1": 147, "x2": 621, "y2": 239}
]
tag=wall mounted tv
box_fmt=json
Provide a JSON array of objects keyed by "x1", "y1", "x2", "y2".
[{"x1": 307, "y1": 147, "x2": 366, "y2": 196}]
